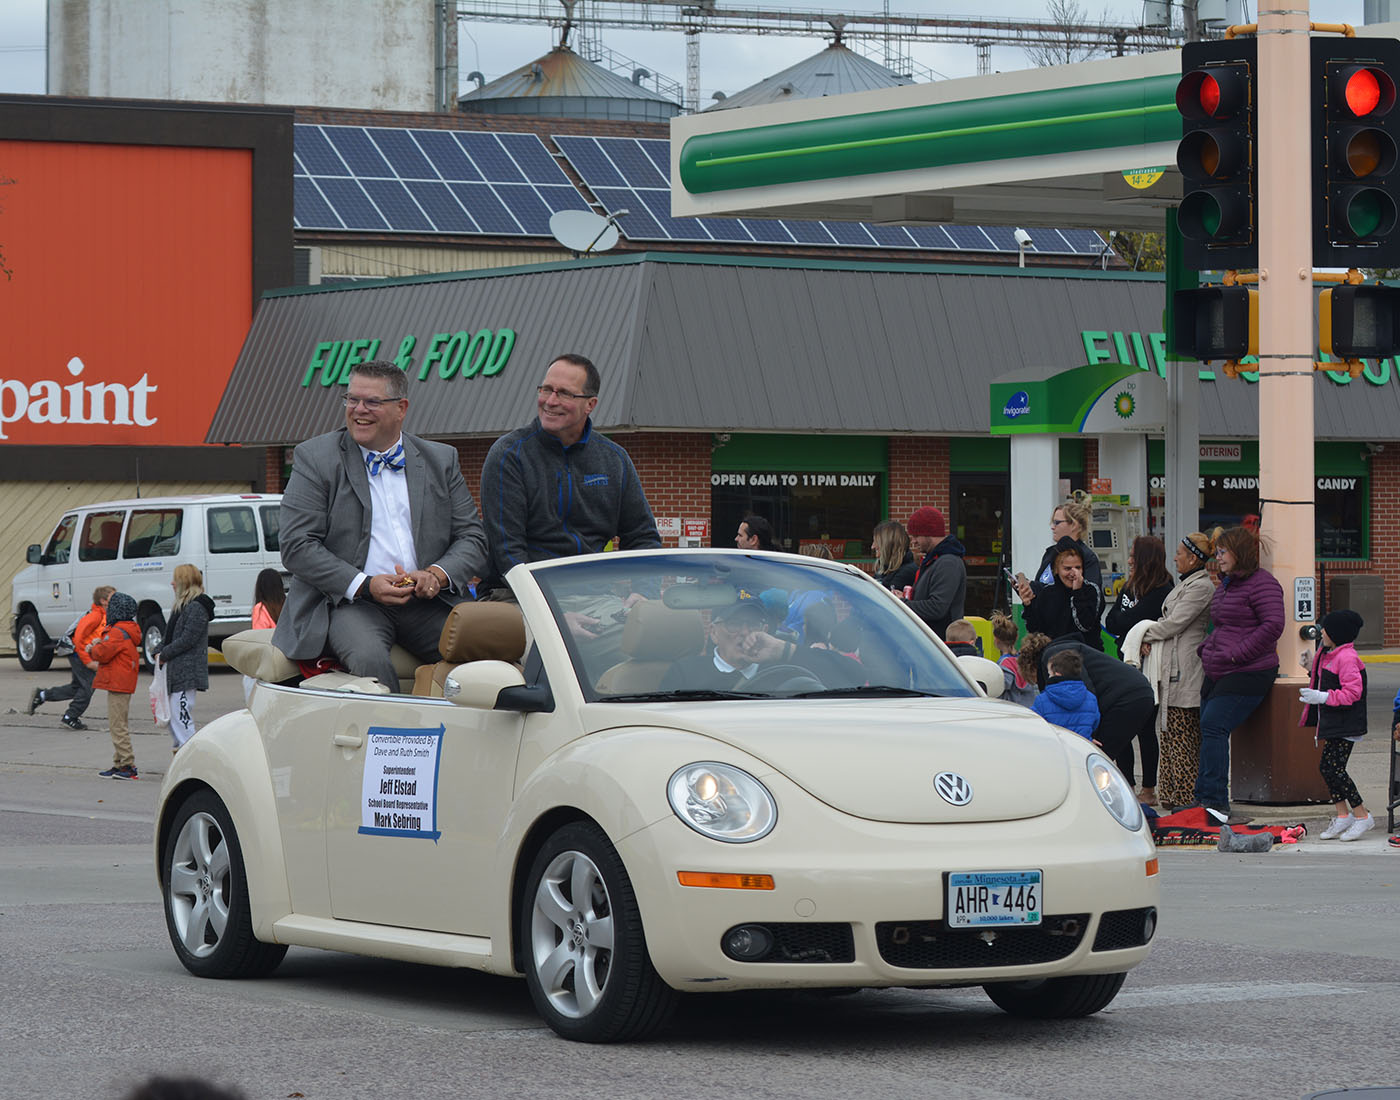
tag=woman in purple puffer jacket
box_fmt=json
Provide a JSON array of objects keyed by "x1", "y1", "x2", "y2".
[{"x1": 1192, "y1": 526, "x2": 1285, "y2": 818}]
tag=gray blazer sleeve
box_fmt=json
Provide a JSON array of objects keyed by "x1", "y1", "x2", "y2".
[
  {"x1": 278, "y1": 436, "x2": 365, "y2": 601},
  {"x1": 420, "y1": 440, "x2": 489, "y2": 589}
]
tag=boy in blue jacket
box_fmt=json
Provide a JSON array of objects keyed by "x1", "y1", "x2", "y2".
[{"x1": 1032, "y1": 649, "x2": 1100, "y2": 741}]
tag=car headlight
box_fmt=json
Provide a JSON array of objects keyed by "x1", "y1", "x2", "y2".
[
  {"x1": 667, "y1": 762, "x2": 776, "y2": 843},
  {"x1": 1086, "y1": 753, "x2": 1143, "y2": 831}
]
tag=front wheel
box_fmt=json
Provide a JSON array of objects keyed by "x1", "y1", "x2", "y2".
[
  {"x1": 983, "y1": 972, "x2": 1127, "y2": 1019},
  {"x1": 162, "y1": 790, "x2": 287, "y2": 979},
  {"x1": 16, "y1": 612, "x2": 53, "y2": 672},
  {"x1": 520, "y1": 821, "x2": 677, "y2": 1042},
  {"x1": 140, "y1": 614, "x2": 165, "y2": 671}
]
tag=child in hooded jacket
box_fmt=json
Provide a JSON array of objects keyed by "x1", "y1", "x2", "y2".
[
  {"x1": 1300, "y1": 609, "x2": 1375, "y2": 841},
  {"x1": 1032, "y1": 649, "x2": 1099, "y2": 740},
  {"x1": 88, "y1": 591, "x2": 141, "y2": 780}
]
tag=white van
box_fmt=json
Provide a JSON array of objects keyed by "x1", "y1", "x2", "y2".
[{"x1": 11, "y1": 494, "x2": 283, "y2": 671}]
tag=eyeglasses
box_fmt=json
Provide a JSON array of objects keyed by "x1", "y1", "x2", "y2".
[
  {"x1": 343, "y1": 395, "x2": 401, "y2": 410},
  {"x1": 1050, "y1": 517, "x2": 1072, "y2": 528},
  {"x1": 537, "y1": 385, "x2": 597, "y2": 402}
]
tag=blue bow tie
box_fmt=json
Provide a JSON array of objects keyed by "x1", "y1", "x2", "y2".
[{"x1": 366, "y1": 442, "x2": 405, "y2": 477}]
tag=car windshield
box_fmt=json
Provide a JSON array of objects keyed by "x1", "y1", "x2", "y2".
[{"x1": 527, "y1": 551, "x2": 977, "y2": 703}]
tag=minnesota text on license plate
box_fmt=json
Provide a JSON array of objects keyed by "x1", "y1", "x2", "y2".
[{"x1": 947, "y1": 870, "x2": 1042, "y2": 927}]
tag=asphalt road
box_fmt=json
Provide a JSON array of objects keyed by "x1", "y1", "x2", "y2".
[{"x1": 2, "y1": 660, "x2": 1399, "y2": 1099}]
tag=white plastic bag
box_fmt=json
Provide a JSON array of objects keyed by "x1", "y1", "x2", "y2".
[{"x1": 150, "y1": 660, "x2": 171, "y2": 729}]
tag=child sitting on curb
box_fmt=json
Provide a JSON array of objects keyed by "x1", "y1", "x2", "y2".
[{"x1": 1032, "y1": 648, "x2": 1099, "y2": 741}]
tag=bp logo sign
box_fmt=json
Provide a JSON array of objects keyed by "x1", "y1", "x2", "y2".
[{"x1": 1002, "y1": 390, "x2": 1031, "y2": 419}]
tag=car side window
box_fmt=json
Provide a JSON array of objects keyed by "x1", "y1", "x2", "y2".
[
  {"x1": 78, "y1": 510, "x2": 126, "y2": 562},
  {"x1": 124, "y1": 509, "x2": 184, "y2": 558},
  {"x1": 259, "y1": 504, "x2": 280, "y2": 552},
  {"x1": 208, "y1": 507, "x2": 258, "y2": 554},
  {"x1": 44, "y1": 514, "x2": 78, "y2": 564}
]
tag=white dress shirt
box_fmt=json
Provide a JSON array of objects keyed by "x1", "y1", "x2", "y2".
[{"x1": 344, "y1": 438, "x2": 419, "y2": 601}]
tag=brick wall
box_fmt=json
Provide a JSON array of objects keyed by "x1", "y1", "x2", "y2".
[
  {"x1": 887, "y1": 437, "x2": 950, "y2": 524},
  {"x1": 1319, "y1": 447, "x2": 1400, "y2": 647},
  {"x1": 609, "y1": 432, "x2": 712, "y2": 544}
]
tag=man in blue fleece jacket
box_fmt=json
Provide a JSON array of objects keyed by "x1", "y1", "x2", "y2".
[{"x1": 481, "y1": 354, "x2": 660, "y2": 598}]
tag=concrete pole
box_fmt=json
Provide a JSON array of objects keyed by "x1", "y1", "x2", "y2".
[
  {"x1": 1010, "y1": 435, "x2": 1060, "y2": 589},
  {"x1": 1232, "y1": 4, "x2": 1331, "y2": 803},
  {"x1": 1255, "y1": 4, "x2": 1313, "y2": 679}
]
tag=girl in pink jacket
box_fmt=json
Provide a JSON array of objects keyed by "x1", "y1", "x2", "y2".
[{"x1": 1301, "y1": 610, "x2": 1375, "y2": 842}]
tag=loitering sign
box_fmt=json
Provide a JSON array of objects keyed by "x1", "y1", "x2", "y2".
[{"x1": 359, "y1": 725, "x2": 444, "y2": 841}]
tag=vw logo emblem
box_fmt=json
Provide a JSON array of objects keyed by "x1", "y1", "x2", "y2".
[{"x1": 934, "y1": 771, "x2": 973, "y2": 806}]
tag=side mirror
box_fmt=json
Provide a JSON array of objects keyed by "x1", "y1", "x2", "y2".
[
  {"x1": 26, "y1": 544, "x2": 42, "y2": 564},
  {"x1": 443, "y1": 660, "x2": 527, "y2": 709},
  {"x1": 956, "y1": 654, "x2": 1006, "y2": 699}
]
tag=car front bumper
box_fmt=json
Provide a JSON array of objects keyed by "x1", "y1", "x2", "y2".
[{"x1": 617, "y1": 775, "x2": 1158, "y2": 992}]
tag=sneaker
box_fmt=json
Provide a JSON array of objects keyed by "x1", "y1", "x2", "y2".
[
  {"x1": 1319, "y1": 814, "x2": 1355, "y2": 840},
  {"x1": 98, "y1": 765, "x2": 138, "y2": 780},
  {"x1": 1339, "y1": 814, "x2": 1376, "y2": 842},
  {"x1": 26, "y1": 688, "x2": 43, "y2": 715},
  {"x1": 60, "y1": 714, "x2": 88, "y2": 731}
]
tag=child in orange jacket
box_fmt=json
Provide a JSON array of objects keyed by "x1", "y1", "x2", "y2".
[{"x1": 87, "y1": 591, "x2": 141, "y2": 780}]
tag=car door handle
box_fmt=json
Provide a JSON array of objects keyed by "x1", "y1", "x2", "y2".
[{"x1": 333, "y1": 732, "x2": 363, "y2": 748}]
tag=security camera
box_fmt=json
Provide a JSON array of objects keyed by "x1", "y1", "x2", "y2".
[{"x1": 1014, "y1": 228, "x2": 1033, "y2": 247}]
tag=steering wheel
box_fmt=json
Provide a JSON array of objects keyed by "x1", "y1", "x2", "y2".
[{"x1": 744, "y1": 664, "x2": 825, "y2": 694}]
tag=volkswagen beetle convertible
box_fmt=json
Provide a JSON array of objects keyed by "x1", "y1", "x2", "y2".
[{"x1": 155, "y1": 549, "x2": 1158, "y2": 1042}]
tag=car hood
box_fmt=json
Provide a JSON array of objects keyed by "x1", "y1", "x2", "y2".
[{"x1": 582, "y1": 698, "x2": 1072, "y2": 824}]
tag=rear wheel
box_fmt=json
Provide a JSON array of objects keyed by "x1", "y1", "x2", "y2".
[
  {"x1": 162, "y1": 790, "x2": 287, "y2": 979},
  {"x1": 140, "y1": 613, "x2": 165, "y2": 671},
  {"x1": 983, "y1": 972, "x2": 1127, "y2": 1019},
  {"x1": 520, "y1": 821, "x2": 677, "y2": 1042},
  {"x1": 16, "y1": 612, "x2": 53, "y2": 672}
]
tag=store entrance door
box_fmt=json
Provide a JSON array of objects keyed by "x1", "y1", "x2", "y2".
[{"x1": 951, "y1": 473, "x2": 1009, "y2": 618}]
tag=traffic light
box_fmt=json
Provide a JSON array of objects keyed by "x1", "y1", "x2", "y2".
[
  {"x1": 1319, "y1": 283, "x2": 1400, "y2": 359},
  {"x1": 1177, "y1": 38, "x2": 1258, "y2": 270},
  {"x1": 1172, "y1": 286, "x2": 1258, "y2": 361},
  {"x1": 1312, "y1": 37, "x2": 1400, "y2": 268}
]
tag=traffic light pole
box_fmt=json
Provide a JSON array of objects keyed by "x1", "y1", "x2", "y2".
[{"x1": 1236, "y1": 6, "x2": 1324, "y2": 801}]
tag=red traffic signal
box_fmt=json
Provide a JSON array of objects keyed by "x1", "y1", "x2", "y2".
[
  {"x1": 1313, "y1": 39, "x2": 1400, "y2": 267},
  {"x1": 1177, "y1": 40, "x2": 1258, "y2": 270}
]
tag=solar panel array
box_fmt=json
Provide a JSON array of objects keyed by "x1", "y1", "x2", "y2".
[
  {"x1": 292, "y1": 124, "x2": 1106, "y2": 256},
  {"x1": 293, "y1": 125, "x2": 591, "y2": 236}
]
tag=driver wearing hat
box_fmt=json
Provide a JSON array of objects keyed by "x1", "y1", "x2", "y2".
[{"x1": 661, "y1": 594, "x2": 806, "y2": 692}]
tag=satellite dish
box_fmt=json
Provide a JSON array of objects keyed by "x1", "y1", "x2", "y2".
[{"x1": 550, "y1": 208, "x2": 621, "y2": 254}]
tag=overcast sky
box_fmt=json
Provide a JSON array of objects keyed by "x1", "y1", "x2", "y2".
[{"x1": 0, "y1": 0, "x2": 1368, "y2": 102}]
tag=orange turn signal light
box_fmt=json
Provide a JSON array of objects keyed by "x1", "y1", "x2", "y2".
[
  {"x1": 677, "y1": 871, "x2": 775, "y2": 890},
  {"x1": 1145, "y1": 858, "x2": 1160, "y2": 877}
]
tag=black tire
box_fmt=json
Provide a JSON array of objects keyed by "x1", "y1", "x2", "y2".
[
  {"x1": 983, "y1": 971, "x2": 1127, "y2": 1019},
  {"x1": 162, "y1": 790, "x2": 287, "y2": 979},
  {"x1": 519, "y1": 821, "x2": 677, "y2": 1042},
  {"x1": 16, "y1": 612, "x2": 53, "y2": 672},
  {"x1": 140, "y1": 614, "x2": 165, "y2": 671}
]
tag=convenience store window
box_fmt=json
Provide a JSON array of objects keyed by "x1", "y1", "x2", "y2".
[
  {"x1": 710, "y1": 435, "x2": 885, "y2": 560},
  {"x1": 1146, "y1": 440, "x2": 1368, "y2": 560}
]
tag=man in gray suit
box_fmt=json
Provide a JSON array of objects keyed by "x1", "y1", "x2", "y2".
[{"x1": 273, "y1": 361, "x2": 489, "y2": 689}]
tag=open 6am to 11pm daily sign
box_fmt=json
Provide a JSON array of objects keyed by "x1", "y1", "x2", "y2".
[{"x1": 359, "y1": 726, "x2": 444, "y2": 841}]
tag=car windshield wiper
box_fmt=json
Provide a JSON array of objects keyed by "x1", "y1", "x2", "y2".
[
  {"x1": 598, "y1": 689, "x2": 773, "y2": 702},
  {"x1": 787, "y1": 685, "x2": 953, "y2": 699}
]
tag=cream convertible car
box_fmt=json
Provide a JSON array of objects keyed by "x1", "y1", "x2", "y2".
[{"x1": 155, "y1": 549, "x2": 1159, "y2": 1043}]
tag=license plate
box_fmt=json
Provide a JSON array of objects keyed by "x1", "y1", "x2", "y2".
[{"x1": 947, "y1": 870, "x2": 1042, "y2": 927}]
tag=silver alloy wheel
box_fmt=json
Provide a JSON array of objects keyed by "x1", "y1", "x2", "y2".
[
  {"x1": 16, "y1": 620, "x2": 38, "y2": 664},
  {"x1": 167, "y1": 810, "x2": 232, "y2": 958},
  {"x1": 529, "y1": 848, "x2": 616, "y2": 1019}
]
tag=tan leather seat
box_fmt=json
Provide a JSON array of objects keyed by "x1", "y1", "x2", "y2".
[
  {"x1": 595, "y1": 602, "x2": 705, "y2": 694},
  {"x1": 413, "y1": 601, "x2": 528, "y2": 697},
  {"x1": 222, "y1": 628, "x2": 421, "y2": 694}
]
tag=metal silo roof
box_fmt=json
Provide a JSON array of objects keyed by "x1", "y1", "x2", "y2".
[
  {"x1": 705, "y1": 44, "x2": 914, "y2": 112},
  {"x1": 459, "y1": 47, "x2": 680, "y2": 119}
]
